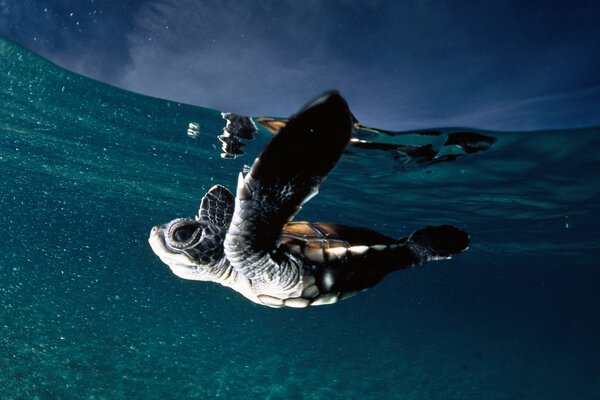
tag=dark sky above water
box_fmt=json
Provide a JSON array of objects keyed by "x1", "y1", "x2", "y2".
[{"x1": 1, "y1": 0, "x2": 599, "y2": 130}]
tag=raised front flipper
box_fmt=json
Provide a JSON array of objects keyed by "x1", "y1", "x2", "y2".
[{"x1": 224, "y1": 92, "x2": 352, "y2": 280}]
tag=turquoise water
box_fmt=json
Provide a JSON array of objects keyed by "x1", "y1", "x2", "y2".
[{"x1": 1, "y1": 37, "x2": 599, "y2": 399}]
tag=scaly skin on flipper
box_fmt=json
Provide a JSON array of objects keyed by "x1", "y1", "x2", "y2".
[
  {"x1": 149, "y1": 92, "x2": 470, "y2": 308},
  {"x1": 223, "y1": 93, "x2": 353, "y2": 300},
  {"x1": 196, "y1": 184, "x2": 234, "y2": 226}
]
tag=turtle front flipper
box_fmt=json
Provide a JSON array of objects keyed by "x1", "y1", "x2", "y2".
[
  {"x1": 197, "y1": 184, "x2": 234, "y2": 227},
  {"x1": 224, "y1": 92, "x2": 352, "y2": 281}
]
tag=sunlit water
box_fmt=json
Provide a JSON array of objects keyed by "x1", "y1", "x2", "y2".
[{"x1": 1, "y1": 38, "x2": 599, "y2": 399}]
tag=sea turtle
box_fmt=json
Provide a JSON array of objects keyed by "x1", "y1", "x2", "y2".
[{"x1": 149, "y1": 92, "x2": 469, "y2": 308}]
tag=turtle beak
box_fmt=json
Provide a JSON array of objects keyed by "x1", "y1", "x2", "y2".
[
  {"x1": 150, "y1": 225, "x2": 160, "y2": 236},
  {"x1": 149, "y1": 225, "x2": 161, "y2": 241},
  {"x1": 148, "y1": 225, "x2": 166, "y2": 255}
]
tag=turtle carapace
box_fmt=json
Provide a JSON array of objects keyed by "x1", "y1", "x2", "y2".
[{"x1": 149, "y1": 92, "x2": 469, "y2": 308}]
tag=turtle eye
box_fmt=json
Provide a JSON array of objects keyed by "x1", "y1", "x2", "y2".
[
  {"x1": 174, "y1": 225, "x2": 197, "y2": 242},
  {"x1": 166, "y1": 219, "x2": 203, "y2": 249}
]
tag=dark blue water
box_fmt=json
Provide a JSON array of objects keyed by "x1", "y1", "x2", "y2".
[{"x1": 1, "y1": 38, "x2": 599, "y2": 399}]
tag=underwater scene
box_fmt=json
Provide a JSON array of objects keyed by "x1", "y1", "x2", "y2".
[{"x1": 1, "y1": 37, "x2": 599, "y2": 399}]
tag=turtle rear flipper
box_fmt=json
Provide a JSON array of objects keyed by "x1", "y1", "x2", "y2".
[
  {"x1": 407, "y1": 225, "x2": 469, "y2": 262},
  {"x1": 277, "y1": 223, "x2": 469, "y2": 300},
  {"x1": 225, "y1": 92, "x2": 352, "y2": 278},
  {"x1": 305, "y1": 224, "x2": 469, "y2": 298}
]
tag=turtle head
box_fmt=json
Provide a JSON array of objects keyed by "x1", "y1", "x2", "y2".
[{"x1": 148, "y1": 217, "x2": 227, "y2": 281}]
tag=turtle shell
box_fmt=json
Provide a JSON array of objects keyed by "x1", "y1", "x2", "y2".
[{"x1": 279, "y1": 221, "x2": 399, "y2": 266}]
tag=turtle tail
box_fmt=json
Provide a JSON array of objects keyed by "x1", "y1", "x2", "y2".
[{"x1": 405, "y1": 225, "x2": 469, "y2": 264}]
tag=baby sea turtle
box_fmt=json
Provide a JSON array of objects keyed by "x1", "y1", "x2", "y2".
[{"x1": 149, "y1": 92, "x2": 469, "y2": 308}]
